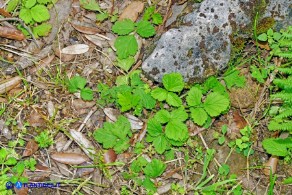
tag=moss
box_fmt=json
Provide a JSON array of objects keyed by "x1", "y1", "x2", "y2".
[{"x1": 256, "y1": 17, "x2": 275, "y2": 34}]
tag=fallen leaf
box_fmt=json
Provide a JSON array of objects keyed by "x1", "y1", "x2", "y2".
[
  {"x1": 0, "y1": 8, "x2": 12, "y2": 17},
  {"x1": 0, "y1": 76, "x2": 22, "y2": 94},
  {"x1": 104, "y1": 149, "x2": 117, "y2": 163},
  {"x1": 76, "y1": 162, "x2": 95, "y2": 177},
  {"x1": 125, "y1": 113, "x2": 143, "y2": 130},
  {"x1": 119, "y1": 1, "x2": 144, "y2": 22},
  {"x1": 69, "y1": 129, "x2": 96, "y2": 160},
  {"x1": 54, "y1": 48, "x2": 75, "y2": 62},
  {"x1": 61, "y1": 44, "x2": 89, "y2": 55},
  {"x1": 263, "y1": 156, "x2": 278, "y2": 176},
  {"x1": 233, "y1": 110, "x2": 247, "y2": 129},
  {"x1": 27, "y1": 109, "x2": 45, "y2": 127},
  {"x1": 29, "y1": 55, "x2": 55, "y2": 74},
  {"x1": 71, "y1": 21, "x2": 101, "y2": 34},
  {"x1": 85, "y1": 34, "x2": 109, "y2": 48},
  {"x1": 23, "y1": 140, "x2": 39, "y2": 157},
  {"x1": 103, "y1": 108, "x2": 120, "y2": 122},
  {"x1": 51, "y1": 152, "x2": 89, "y2": 165},
  {"x1": 72, "y1": 99, "x2": 95, "y2": 110},
  {"x1": 0, "y1": 26, "x2": 25, "y2": 41}
]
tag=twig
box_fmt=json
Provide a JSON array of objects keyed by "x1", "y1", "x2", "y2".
[
  {"x1": 62, "y1": 107, "x2": 97, "y2": 151},
  {"x1": 0, "y1": 17, "x2": 39, "y2": 48}
]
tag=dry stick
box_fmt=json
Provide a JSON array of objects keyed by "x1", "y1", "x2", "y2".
[
  {"x1": 0, "y1": 17, "x2": 39, "y2": 48},
  {"x1": 198, "y1": 132, "x2": 221, "y2": 167},
  {"x1": 62, "y1": 107, "x2": 97, "y2": 151}
]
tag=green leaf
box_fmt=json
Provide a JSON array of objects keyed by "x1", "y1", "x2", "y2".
[
  {"x1": 133, "y1": 89, "x2": 156, "y2": 109},
  {"x1": 258, "y1": 33, "x2": 268, "y2": 41},
  {"x1": 117, "y1": 92, "x2": 140, "y2": 112},
  {"x1": 203, "y1": 92, "x2": 229, "y2": 117},
  {"x1": 151, "y1": 87, "x2": 168, "y2": 101},
  {"x1": 96, "y1": 12, "x2": 109, "y2": 22},
  {"x1": 33, "y1": 23, "x2": 52, "y2": 37},
  {"x1": 223, "y1": 70, "x2": 246, "y2": 89},
  {"x1": 165, "y1": 149, "x2": 175, "y2": 160},
  {"x1": 190, "y1": 108, "x2": 208, "y2": 126},
  {"x1": 6, "y1": 0, "x2": 19, "y2": 12},
  {"x1": 5, "y1": 157, "x2": 17, "y2": 165},
  {"x1": 162, "y1": 73, "x2": 184, "y2": 92},
  {"x1": 116, "y1": 56, "x2": 135, "y2": 72},
  {"x1": 147, "y1": 118, "x2": 163, "y2": 137},
  {"x1": 142, "y1": 177, "x2": 157, "y2": 192},
  {"x1": 250, "y1": 65, "x2": 267, "y2": 83},
  {"x1": 186, "y1": 87, "x2": 202, "y2": 106},
  {"x1": 143, "y1": 6, "x2": 155, "y2": 21},
  {"x1": 115, "y1": 75, "x2": 129, "y2": 86},
  {"x1": 112, "y1": 19, "x2": 135, "y2": 35},
  {"x1": 166, "y1": 92, "x2": 182, "y2": 107},
  {"x1": 165, "y1": 120, "x2": 189, "y2": 142},
  {"x1": 130, "y1": 156, "x2": 148, "y2": 173},
  {"x1": 136, "y1": 20, "x2": 156, "y2": 38},
  {"x1": 115, "y1": 35, "x2": 138, "y2": 59},
  {"x1": 152, "y1": 13, "x2": 163, "y2": 25},
  {"x1": 144, "y1": 159, "x2": 166, "y2": 178},
  {"x1": 19, "y1": 8, "x2": 33, "y2": 24},
  {"x1": 93, "y1": 116, "x2": 131, "y2": 153},
  {"x1": 262, "y1": 138, "x2": 289, "y2": 156},
  {"x1": 68, "y1": 76, "x2": 87, "y2": 92},
  {"x1": 154, "y1": 110, "x2": 170, "y2": 124},
  {"x1": 218, "y1": 136, "x2": 225, "y2": 145},
  {"x1": 153, "y1": 135, "x2": 169, "y2": 154},
  {"x1": 31, "y1": 5, "x2": 50, "y2": 22},
  {"x1": 80, "y1": 87, "x2": 93, "y2": 100},
  {"x1": 170, "y1": 107, "x2": 188, "y2": 122},
  {"x1": 25, "y1": 0, "x2": 36, "y2": 8},
  {"x1": 37, "y1": 0, "x2": 51, "y2": 4},
  {"x1": 80, "y1": 0, "x2": 101, "y2": 11}
]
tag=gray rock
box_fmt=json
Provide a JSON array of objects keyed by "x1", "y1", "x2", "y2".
[{"x1": 142, "y1": 0, "x2": 291, "y2": 83}]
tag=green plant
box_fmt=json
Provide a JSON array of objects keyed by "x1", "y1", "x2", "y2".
[
  {"x1": 223, "y1": 68, "x2": 246, "y2": 89},
  {"x1": 97, "y1": 73, "x2": 156, "y2": 115},
  {"x1": 35, "y1": 130, "x2": 54, "y2": 148},
  {"x1": 6, "y1": 0, "x2": 53, "y2": 38},
  {"x1": 111, "y1": 19, "x2": 156, "y2": 71},
  {"x1": 93, "y1": 115, "x2": 132, "y2": 154},
  {"x1": 228, "y1": 126, "x2": 254, "y2": 156},
  {"x1": 67, "y1": 76, "x2": 93, "y2": 101},
  {"x1": 213, "y1": 124, "x2": 228, "y2": 145},
  {"x1": 142, "y1": 6, "x2": 163, "y2": 25}
]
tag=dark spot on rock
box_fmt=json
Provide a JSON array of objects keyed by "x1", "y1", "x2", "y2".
[
  {"x1": 155, "y1": 53, "x2": 158, "y2": 58},
  {"x1": 200, "y1": 26, "x2": 202, "y2": 29},
  {"x1": 150, "y1": 67, "x2": 160, "y2": 76},
  {"x1": 199, "y1": 13, "x2": 206, "y2": 18},
  {"x1": 220, "y1": 3, "x2": 223, "y2": 6},
  {"x1": 212, "y1": 26, "x2": 219, "y2": 34},
  {"x1": 211, "y1": 8, "x2": 214, "y2": 13},
  {"x1": 222, "y1": 23, "x2": 228, "y2": 28},
  {"x1": 174, "y1": 61, "x2": 179, "y2": 66},
  {"x1": 162, "y1": 68, "x2": 165, "y2": 73},
  {"x1": 161, "y1": 46, "x2": 165, "y2": 49},
  {"x1": 178, "y1": 46, "x2": 181, "y2": 50},
  {"x1": 214, "y1": 15, "x2": 218, "y2": 19},
  {"x1": 173, "y1": 55, "x2": 176, "y2": 59},
  {"x1": 207, "y1": 27, "x2": 210, "y2": 33},
  {"x1": 189, "y1": 60, "x2": 194, "y2": 65}
]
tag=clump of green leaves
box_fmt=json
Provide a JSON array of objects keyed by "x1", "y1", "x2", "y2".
[
  {"x1": 93, "y1": 116, "x2": 132, "y2": 154},
  {"x1": 67, "y1": 76, "x2": 93, "y2": 101},
  {"x1": 6, "y1": 0, "x2": 53, "y2": 38},
  {"x1": 223, "y1": 68, "x2": 246, "y2": 88},
  {"x1": 142, "y1": 6, "x2": 163, "y2": 25},
  {"x1": 258, "y1": 26, "x2": 292, "y2": 59},
  {"x1": 35, "y1": 130, "x2": 54, "y2": 148},
  {"x1": 97, "y1": 73, "x2": 156, "y2": 115},
  {"x1": 228, "y1": 126, "x2": 254, "y2": 156},
  {"x1": 112, "y1": 19, "x2": 156, "y2": 71}
]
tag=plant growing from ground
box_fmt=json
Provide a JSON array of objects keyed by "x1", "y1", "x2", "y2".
[
  {"x1": 6, "y1": 0, "x2": 53, "y2": 38},
  {"x1": 34, "y1": 130, "x2": 54, "y2": 148},
  {"x1": 228, "y1": 126, "x2": 254, "y2": 156},
  {"x1": 259, "y1": 26, "x2": 292, "y2": 161},
  {"x1": 67, "y1": 76, "x2": 93, "y2": 101}
]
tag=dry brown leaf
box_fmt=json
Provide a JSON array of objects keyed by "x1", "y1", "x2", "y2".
[
  {"x1": 71, "y1": 21, "x2": 101, "y2": 34},
  {"x1": 263, "y1": 156, "x2": 279, "y2": 176},
  {"x1": 76, "y1": 162, "x2": 95, "y2": 177},
  {"x1": 119, "y1": 1, "x2": 144, "y2": 21},
  {"x1": 0, "y1": 8, "x2": 12, "y2": 17},
  {"x1": 61, "y1": 44, "x2": 89, "y2": 55},
  {"x1": 29, "y1": 55, "x2": 55, "y2": 74},
  {"x1": 103, "y1": 108, "x2": 120, "y2": 122},
  {"x1": 54, "y1": 48, "x2": 75, "y2": 62},
  {"x1": 104, "y1": 149, "x2": 117, "y2": 164},
  {"x1": 0, "y1": 26, "x2": 25, "y2": 41},
  {"x1": 72, "y1": 99, "x2": 95, "y2": 110},
  {"x1": 14, "y1": 186, "x2": 28, "y2": 195},
  {"x1": 69, "y1": 129, "x2": 96, "y2": 159},
  {"x1": 51, "y1": 152, "x2": 89, "y2": 165},
  {"x1": 233, "y1": 110, "x2": 247, "y2": 129},
  {"x1": 27, "y1": 109, "x2": 45, "y2": 127},
  {"x1": 23, "y1": 139, "x2": 39, "y2": 157},
  {"x1": 0, "y1": 76, "x2": 22, "y2": 94},
  {"x1": 125, "y1": 113, "x2": 144, "y2": 130},
  {"x1": 85, "y1": 34, "x2": 109, "y2": 48}
]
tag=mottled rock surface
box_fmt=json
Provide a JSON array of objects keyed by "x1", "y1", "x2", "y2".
[{"x1": 142, "y1": 0, "x2": 291, "y2": 83}]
